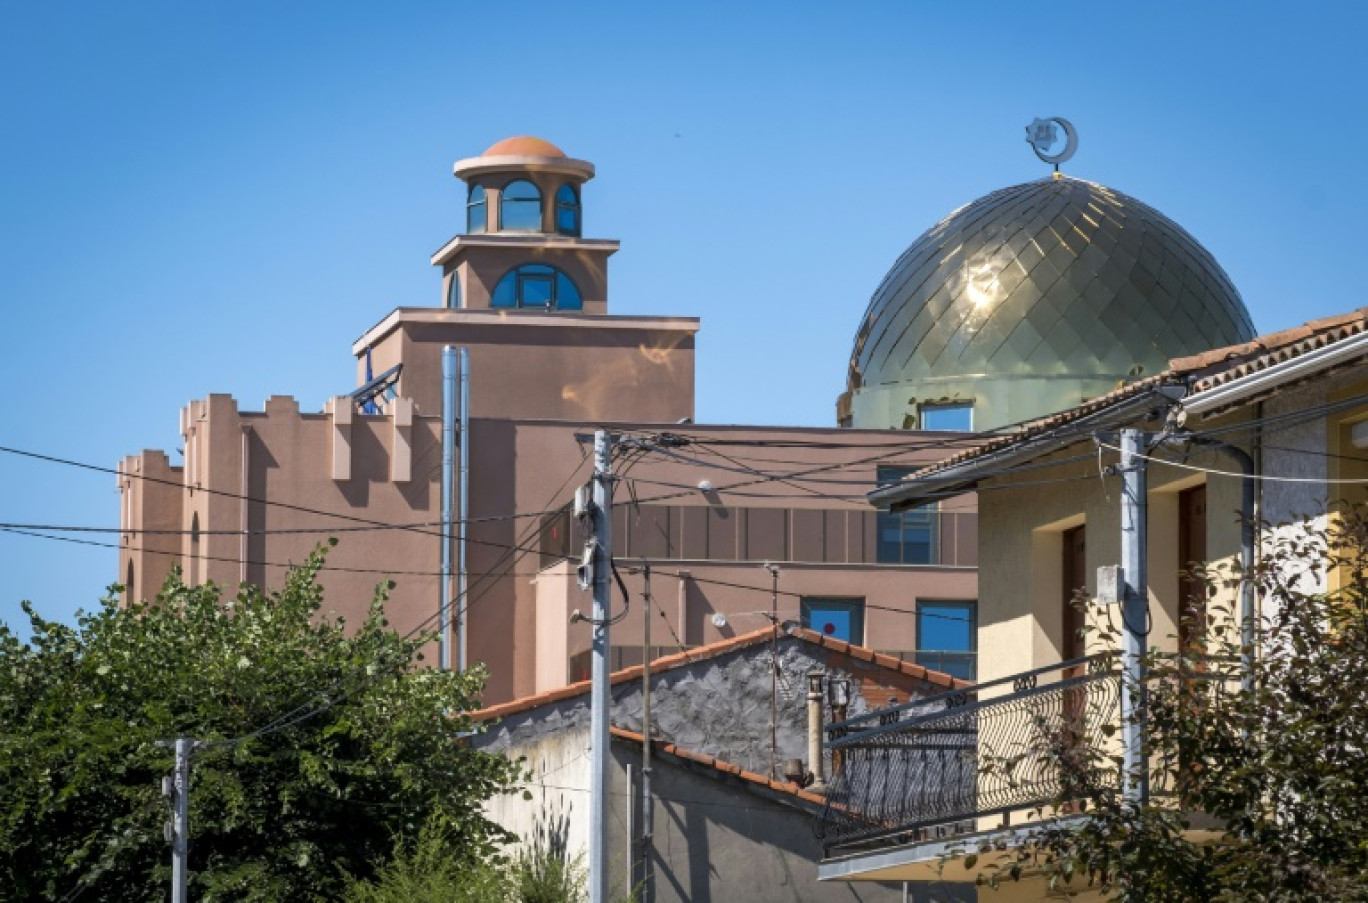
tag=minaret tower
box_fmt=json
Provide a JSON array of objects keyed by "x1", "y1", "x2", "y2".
[
  {"x1": 352, "y1": 136, "x2": 696, "y2": 423},
  {"x1": 433, "y1": 136, "x2": 617, "y2": 314}
]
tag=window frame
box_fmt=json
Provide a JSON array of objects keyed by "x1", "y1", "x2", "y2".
[
  {"x1": 490, "y1": 263, "x2": 584, "y2": 311},
  {"x1": 800, "y1": 596, "x2": 866, "y2": 645},
  {"x1": 915, "y1": 599, "x2": 977, "y2": 681},
  {"x1": 466, "y1": 184, "x2": 487, "y2": 234},
  {"x1": 919, "y1": 402, "x2": 973, "y2": 432},
  {"x1": 876, "y1": 466, "x2": 940, "y2": 565},
  {"x1": 499, "y1": 179, "x2": 543, "y2": 232},
  {"x1": 445, "y1": 272, "x2": 461, "y2": 309},
  {"x1": 555, "y1": 183, "x2": 581, "y2": 236}
]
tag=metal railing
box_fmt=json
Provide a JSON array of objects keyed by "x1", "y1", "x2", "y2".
[{"x1": 816, "y1": 655, "x2": 1121, "y2": 851}]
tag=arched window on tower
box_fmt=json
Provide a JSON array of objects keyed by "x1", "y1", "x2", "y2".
[
  {"x1": 500, "y1": 180, "x2": 542, "y2": 231},
  {"x1": 491, "y1": 264, "x2": 583, "y2": 310},
  {"x1": 125, "y1": 560, "x2": 135, "y2": 606},
  {"x1": 555, "y1": 184, "x2": 580, "y2": 236},
  {"x1": 467, "y1": 184, "x2": 487, "y2": 234}
]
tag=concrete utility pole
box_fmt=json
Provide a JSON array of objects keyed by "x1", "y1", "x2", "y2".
[
  {"x1": 588, "y1": 429, "x2": 614, "y2": 903},
  {"x1": 158, "y1": 738, "x2": 196, "y2": 903},
  {"x1": 1118, "y1": 428, "x2": 1149, "y2": 806},
  {"x1": 639, "y1": 562, "x2": 654, "y2": 903}
]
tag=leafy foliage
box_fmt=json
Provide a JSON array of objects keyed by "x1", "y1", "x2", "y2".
[
  {"x1": 0, "y1": 549, "x2": 521, "y2": 901},
  {"x1": 970, "y1": 513, "x2": 1368, "y2": 900},
  {"x1": 341, "y1": 806, "x2": 585, "y2": 903},
  {"x1": 511, "y1": 804, "x2": 584, "y2": 903},
  {"x1": 341, "y1": 814, "x2": 513, "y2": 903}
]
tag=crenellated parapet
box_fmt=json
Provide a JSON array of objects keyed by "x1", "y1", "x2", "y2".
[{"x1": 119, "y1": 394, "x2": 441, "y2": 622}]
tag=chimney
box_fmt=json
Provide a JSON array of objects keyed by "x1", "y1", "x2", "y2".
[{"x1": 807, "y1": 669, "x2": 827, "y2": 792}]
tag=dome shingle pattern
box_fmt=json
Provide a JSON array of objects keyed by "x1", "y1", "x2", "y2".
[{"x1": 848, "y1": 177, "x2": 1257, "y2": 406}]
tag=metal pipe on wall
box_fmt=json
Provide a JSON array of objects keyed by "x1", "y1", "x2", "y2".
[
  {"x1": 676, "y1": 570, "x2": 689, "y2": 647},
  {"x1": 240, "y1": 426, "x2": 251, "y2": 585},
  {"x1": 440, "y1": 346, "x2": 456, "y2": 672},
  {"x1": 458, "y1": 347, "x2": 470, "y2": 672}
]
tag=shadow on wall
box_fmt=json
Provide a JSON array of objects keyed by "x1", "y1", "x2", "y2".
[{"x1": 632, "y1": 754, "x2": 913, "y2": 903}]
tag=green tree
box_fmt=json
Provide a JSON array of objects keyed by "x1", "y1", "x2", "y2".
[
  {"x1": 970, "y1": 514, "x2": 1368, "y2": 901},
  {"x1": 0, "y1": 547, "x2": 522, "y2": 901}
]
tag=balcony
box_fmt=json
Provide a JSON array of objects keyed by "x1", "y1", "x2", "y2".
[{"x1": 816, "y1": 655, "x2": 1121, "y2": 852}]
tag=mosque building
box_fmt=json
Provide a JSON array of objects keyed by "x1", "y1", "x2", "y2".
[
  {"x1": 118, "y1": 137, "x2": 977, "y2": 705},
  {"x1": 839, "y1": 166, "x2": 1256, "y2": 432},
  {"x1": 118, "y1": 129, "x2": 1255, "y2": 708}
]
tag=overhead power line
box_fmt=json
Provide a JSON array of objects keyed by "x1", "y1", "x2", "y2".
[{"x1": 0, "y1": 444, "x2": 569, "y2": 536}]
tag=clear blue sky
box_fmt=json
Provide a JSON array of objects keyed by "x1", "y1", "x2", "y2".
[{"x1": 3, "y1": 1, "x2": 1365, "y2": 634}]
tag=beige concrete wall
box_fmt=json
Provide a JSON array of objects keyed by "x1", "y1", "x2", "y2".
[
  {"x1": 483, "y1": 725, "x2": 594, "y2": 876},
  {"x1": 485, "y1": 727, "x2": 907, "y2": 902},
  {"x1": 975, "y1": 426, "x2": 1251, "y2": 687}
]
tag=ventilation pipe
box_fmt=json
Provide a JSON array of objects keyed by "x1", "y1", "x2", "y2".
[{"x1": 807, "y1": 670, "x2": 827, "y2": 791}]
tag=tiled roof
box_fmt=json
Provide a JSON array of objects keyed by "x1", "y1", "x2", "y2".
[
  {"x1": 609, "y1": 726, "x2": 827, "y2": 807},
  {"x1": 888, "y1": 371, "x2": 1181, "y2": 482},
  {"x1": 471, "y1": 626, "x2": 967, "y2": 723},
  {"x1": 1179, "y1": 307, "x2": 1368, "y2": 394},
  {"x1": 889, "y1": 307, "x2": 1368, "y2": 486}
]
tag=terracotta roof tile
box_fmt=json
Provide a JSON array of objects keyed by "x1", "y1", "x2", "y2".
[
  {"x1": 894, "y1": 307, "x2": 1368, "y2": 485},
  {"x1": 473, "y1": 626, "x2": 967, "y2": 722},
  {"x1": 611, "y1": 727, "x2": 828, "y2": 807}
]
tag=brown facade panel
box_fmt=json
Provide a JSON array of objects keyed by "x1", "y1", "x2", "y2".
[
  {"x1": 951, "y1": 511, "x2": 978, "y2": 567},
  {"x1": 626, "y1": 505, "x2": 674, "y2": 559},
  {"x1": 680, "y1": 507, "x2": 708, "y2": 560},
  {"x1": 791, "y1": 509, "x2": 825, "y2": 563},
  {"x1": 743, "y1": 508, "x2": 788, "y2": 562},
  {"x1": 857, "y1": 511, "x2": 878, "y2": 564},
  {"x1": 706, "y1": 507, "x2": 738, "y2": 560},
  {"x1": 822, "y1": 510, "x2": 848, "y2": 563}
]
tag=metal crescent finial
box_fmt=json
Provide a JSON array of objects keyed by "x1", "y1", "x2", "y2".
[{"x1": 1025, "y1": 117, "x2": 1079, "y2": 169}]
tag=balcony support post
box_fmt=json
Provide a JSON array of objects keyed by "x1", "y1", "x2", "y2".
[{"x1": 1119, "y1": 428, "x2": 1149, "y2": 807}]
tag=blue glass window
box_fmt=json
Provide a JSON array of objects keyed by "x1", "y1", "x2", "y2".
[
  {"x1": 555, "y1": 184, "x2": 581, "y2": 236},
  {"x1": 491, "y1": 264, "x2": 583, "y2": 310},
  {"x1": 445, "y1": 273, "x2": 461, "y2": 309},
  {"x1": 801, "y1": 597, "x2": 865, "y2": 645},
  {"x1": 876, "y1": 466, "x2": 938, "y2": 564},
  {"x1": 920, "y1": 402, "x2": 973, "y2": 431},
  {"x1": 500, "y1": 180, "x2": 542, "y2": 231},
  {"x1": 916, "y1": 600, "x2": 976, "y2": 681},
  {"x1": 467, "y1": 185, "x2": 487, "y2": 234}
]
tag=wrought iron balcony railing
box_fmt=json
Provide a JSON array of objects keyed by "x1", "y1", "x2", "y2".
[{"x1": 816, "y1": 655, "x2": 1121, "y2": 851}]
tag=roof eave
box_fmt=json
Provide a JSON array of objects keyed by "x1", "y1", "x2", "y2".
[
  {"x1": 1182, "y1": 330, "x2": 1368, "y2": 418},
  {"x1": 870, "y1": 386, "x2": 1187, "y2": 510}
]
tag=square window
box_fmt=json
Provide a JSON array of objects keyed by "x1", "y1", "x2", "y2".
[
  {"x1": 920, "y1": 403, "x2": 973, "y2": 432},
  {"x1": 875, "y1": 466, "x2": 940, "y2": 565},
  {"x1": 801, "y1": 597, "x2": 865, "y2": 644},
  {"x1": 916, "y1": 600, "x2": 976, "y2": 681},
  {"x1": 519, "y1": 274, "x2": 554, "y2": 308}
]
